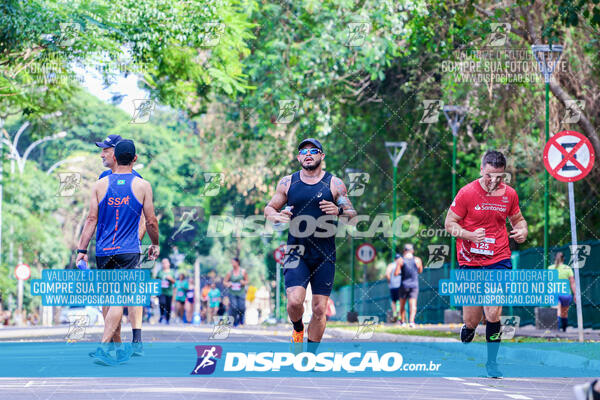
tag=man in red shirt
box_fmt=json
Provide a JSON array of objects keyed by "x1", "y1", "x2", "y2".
[{"x1": 444, "y1": 150, "x2": 528, "y2": 378}]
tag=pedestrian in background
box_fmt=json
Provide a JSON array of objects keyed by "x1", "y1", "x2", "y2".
[
  {"x1": 157, "y1": 258, "x2": 175, "y2": 324},
  {"x1": 385, "y1": 253, "x2": 402, "y2": 323},
  {"x1": 548, "y1": 252, "x2": 576, "y2": 332},
  {"x1": 224, "y1": 257, "x2": 248, "y2": 327},
  {"x1": 207, "y1": 282, "x2": 221, "y2": 323},
  {"x1": 398, "y1": 244, "x2": 423, "y2": 327},
  {"x1": 174, "y1": 272, "x2": 188, "y2": 323}
]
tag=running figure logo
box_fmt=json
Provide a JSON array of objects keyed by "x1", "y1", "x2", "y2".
[
  {"x1": 57, "y1": 172, "x2": 81, "y2": 197},
  {"x1": 426, "y1": 245, "x2": 449, "y2": 269},
  {"x1": 569, "y1": 245, "x2": 591, "y2": 268},
  {"x1": 495, "y1": 315, "x2": 520, "y2": 340},
  {"x1": 191, "y1": 345, "x2": 223, "y2": 375},
  {"x1": 203, "y1": 173, "x2": 224, "y2": 196},
  {"x1": 171, "y1": 207, "x2": 203, "y2": 241},
  {"x1": 65, "y1": 314, "x2": 89, "y2": 343},
  {"x1": 345, "y1": 22, "x2": 371, "y2": 47},
  {"x1": 486, "y1": 23, "x2": 511, "y2": 47},
  {"x1": 347, "y1": 173, "x2": 370, "y2": 196},
  {"x1": 282, "y1": 245, "x2": 305, "y2": 270},
  {"x1": 139, "y1": 244, "x2": 158, "y2": 269},
  {"x1": 562, "y1": 100, "x2": 585, "y2": 124},
  {"x1": 209, "y1": 316, "x2": 233, "y2": 340},
  {"x1": 275, "y1": 100, "x2": 299, "y2": 124},
  {"x1": 354, "y1": 316, "x2": 378, "y2": 339},
  {"x1": 58, "y1": 22, "x2": 80, "y2": 47},
  {"x1": 487, "y1": 172, "x2": 512, "y2": 186},
  {"x1": 199, "y1": 22, "x2": 225, "y2": 47},
  {"x1": 420, "y1": 100, "x2": 443, "y2": 124},
  {"x1": 130, "y1": 99, "x2": 155, "y2": 124}
]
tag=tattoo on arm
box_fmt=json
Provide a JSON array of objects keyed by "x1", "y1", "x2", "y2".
[
  {"x1": 333, "y1": 177, "x2": 356, "y2": 216},
  {"x1": 337, "y1": 197, "x2": 349, "y2": 207},
  {"x1": 278, "y1": 176, "x2": 291, "y2": 187}
]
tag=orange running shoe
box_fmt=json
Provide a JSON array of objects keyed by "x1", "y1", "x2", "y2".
[{"x1": 291, "y1": 329, "x2": 304, "y2": 343}]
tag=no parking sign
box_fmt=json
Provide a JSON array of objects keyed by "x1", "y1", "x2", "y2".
[
  {"x1": 543, "y1": 130, "x2": 594, "y2": 182},
  {"x1": 543, "y1": 130, "x2": 595, "y2": 343}
]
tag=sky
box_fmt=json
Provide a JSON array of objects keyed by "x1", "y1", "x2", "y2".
[{"x1": 72, "y1": 64, "x2": 149, "y2": 118}]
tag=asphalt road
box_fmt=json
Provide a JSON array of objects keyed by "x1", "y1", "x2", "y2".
[{"x1": 0, "y1": 324, "x2": 591, "y2": 399}]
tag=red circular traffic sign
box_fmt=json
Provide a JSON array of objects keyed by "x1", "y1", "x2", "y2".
[
  {"x1": 543, "y1": 130, "x2": 595, "y2": 182},
  {"x1": 356, "y1": 243, "x2": 376, "y2": 263},
  {"x1": 15, "y1": 263, "x2": 31, "y2": 280}
]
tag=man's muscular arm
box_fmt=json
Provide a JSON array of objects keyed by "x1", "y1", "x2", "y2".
[
  {"x1": 264, "y1": 175, "x2": 293, "y2": 223},
  {"x1": 444, "y1": 210, "x2": 485, "y2": 243},
  {"x1": 508, "y1": 212, "x2": 528, "y2": 243},
  {"x1": 76, "y1": 182, "x2": 100, "y2": 263},
  {"x1": 322, "y1": 176, "x2": 357, "y2": 218}
]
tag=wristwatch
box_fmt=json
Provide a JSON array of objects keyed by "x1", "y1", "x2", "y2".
[
  {"x1": 77, "y1": 249, "x2": 87, "y2": 254},
  {"x1": 338, "y1": 206, "x2": 344, "y2": 216}
]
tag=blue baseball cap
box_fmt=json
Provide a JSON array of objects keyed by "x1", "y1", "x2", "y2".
[{"x1": 95, "y1": 134, "x2": 123, "y2": 148}]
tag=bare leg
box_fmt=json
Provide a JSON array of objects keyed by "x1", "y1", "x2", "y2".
[
  {"x1": 462, "y1": 306, "x2": 484, "y2": 329},
  {"x1": 399, "y1": 298, "x2": 407, "y2": 323},
  {"x1": 129, "y1": 306, "x2": 143, "y2": 330},
  {"x1": 307, "y1": 295, "x2": 328, "y2": 342},
  {"x1": 101, "y1": 306, "x2": 124, "y2": 343},
  {"x1": 560, "y1": 304, "x2": 569, "y2": 318},
  {"x1": 483, "y1": 305, "x2": 502, "y2": 324},
  {"x1": 286, "y1": 286, "x2": 306, "y2": 325},
  {"x1": 103, "y1": 305, "x2": 121, "y2": 342},
  {"x1": 408, "y1": 298, "x2": 417, "y2": 324}
]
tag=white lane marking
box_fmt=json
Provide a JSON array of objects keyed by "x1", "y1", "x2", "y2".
[
  {"x1": 462, "y1": 382, "x2": 484, "y2": 386},
  {"x1": 505, "y1": 395, "x2": 532, "y2": 399},
  {"x1": 444, "y1": 377, "x2": 465, "y2": 381},
  {"x1": 482, "y1": 388, "x2": 504, "y2": 392},
  {"x1": 24, "y1": 381, "x2": 33, "y2": 387}
]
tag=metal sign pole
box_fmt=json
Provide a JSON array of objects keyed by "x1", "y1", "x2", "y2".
[
  {"x1": 443, "y1": 106, "x2": 466, "y2": 274},
  {"x1": 567, "y1": 182, "x2": 584, "y2": 342},
  {"x1": 385, "y1": 142, "x2": 407, "y2": 254},
  {"x1": 276, "y1": 261, "x2": 281, "y2": 322},
  {"x1": 16, "y1": 278, "x2": 23, "y2": 325},
  {"x1": 532, "y1": 44, "x2": 564, "y2": 269}
]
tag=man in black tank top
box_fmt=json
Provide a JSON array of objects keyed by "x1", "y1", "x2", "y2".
[{"x1": 265, "y1": 138, "x2": 356, "y2": 348}]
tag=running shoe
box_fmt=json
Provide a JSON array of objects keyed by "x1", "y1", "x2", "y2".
[
  {"x1": 291, "y1": 329, "x2": 304, "y2": 355},
  {"x1": 485, "y1": 361, "x2": 503, "y2": 379},
  {"x1": 573, "y1": 380, "x2": 599, "y2": 400},
  {"x1": 90, "y1": 347, "x2": 117, "y2": 366},
  {"x1": 132, "y1": 342, "x2": 144, "y2": 357},
  {"x1": 291, "y1": 329, "x2": 304, "y2": 343},
  {"x1": 115, "y1": 344, "x2": 133, "y2": 364},
  {"x1": 409, "y1": 322, "x2": 415, "y2": 328}
]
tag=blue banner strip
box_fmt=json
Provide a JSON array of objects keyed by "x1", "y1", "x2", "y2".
[{"x1": 0, "y1": 342, "x2": 597, "y2": 377}]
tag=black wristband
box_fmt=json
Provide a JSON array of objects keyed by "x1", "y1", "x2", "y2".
[
  {"x1": 338, "y1": 206, "x2": 344, "y2": 216},
  {"x1": 77, "y1": 249, "x2": 87, "y2": 254}
]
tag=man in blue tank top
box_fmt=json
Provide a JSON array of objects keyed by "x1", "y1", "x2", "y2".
[
  {"x1": 264, "y1": 138, "x2": 357, "y2": 349},
  {"x1": 95, "y1": 134, "x2": 147, "y2": 356},
  {"x1": 397, "y1": 244, "x2": 423, "y2": 327},
  {"x1": 76, "y1": 140, "x2": 159, "y2": 365}
]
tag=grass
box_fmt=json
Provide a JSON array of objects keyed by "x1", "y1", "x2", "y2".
[{"x1": 328, "y1": 322, "x2": 580, "y2": 343}]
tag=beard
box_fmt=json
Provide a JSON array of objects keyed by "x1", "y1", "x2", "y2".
[{"x1": 302, "y1": 158, "x2": 321, "y2": 171}]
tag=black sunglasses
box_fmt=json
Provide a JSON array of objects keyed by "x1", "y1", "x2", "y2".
[{"x1": 298, "y1": 148, "x2": 321, "y2": 155}]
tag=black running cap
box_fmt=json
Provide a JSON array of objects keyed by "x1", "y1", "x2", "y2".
[
  {"x1": 298, "y1": 138, "x2": 323, "y2": 152},
  {"x1": 114, "y1": 139, "x2": 136, "y2": 164}
]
